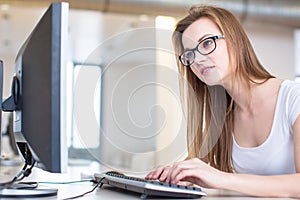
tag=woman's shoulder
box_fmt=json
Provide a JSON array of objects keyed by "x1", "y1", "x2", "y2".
[
  {"x1": 279, "y1": 80, "x2": 300, "y2": 126},
  {"x1": 281, "y1": 79, "x2": 300, "y2": 86},
  {"x1": 280, "y1": 79, "x2": 300, "y2": 94}
]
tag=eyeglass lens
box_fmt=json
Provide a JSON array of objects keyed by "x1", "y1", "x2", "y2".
[{"x1": 180, "y1": 37, "x2": 219, "y2": 66}]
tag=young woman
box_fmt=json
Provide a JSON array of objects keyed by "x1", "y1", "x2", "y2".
[{"x1": 146, "y1": 5, "x2": 300, "y2": 198}]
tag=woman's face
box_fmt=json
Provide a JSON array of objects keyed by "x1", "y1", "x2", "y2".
[{"x1": 182, "y1": 17, "x2": 230, "y2": 86}]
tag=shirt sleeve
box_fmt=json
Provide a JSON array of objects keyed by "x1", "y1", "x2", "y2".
[{"x1": 287, "y1": 82, "x2": 300, "y2": 126}]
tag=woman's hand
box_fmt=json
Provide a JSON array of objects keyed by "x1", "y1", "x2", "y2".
[
  {"x1": 146, "y1": 158, "x2": 227, "y2": 189},
  {"x1": 145, "y1": 165, "x2": 173, "y2": 182}
]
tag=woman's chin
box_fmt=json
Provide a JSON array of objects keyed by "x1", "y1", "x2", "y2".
[{"x1": 202, "y1": 76, "x2": 222, "y2": 86}]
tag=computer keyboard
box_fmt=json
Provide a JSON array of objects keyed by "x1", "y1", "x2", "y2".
[{"x1": 94, "y1": 171, "x2": 206, "y2": 199}]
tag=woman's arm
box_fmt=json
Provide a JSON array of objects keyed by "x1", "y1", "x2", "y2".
[
  {"x1": 161, "y1": 157, "x2": 300, "y2": 198},
  {"x1": 158, "y1": 116, "x2": 300, "y2": 198},
  {"x1": 223, "y1": 171, "x2": 300, "y2": 198}
]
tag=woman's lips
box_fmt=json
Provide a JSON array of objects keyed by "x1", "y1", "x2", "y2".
[{"x1": 200, "y1": 66, "x2": 215, "y2": 75}]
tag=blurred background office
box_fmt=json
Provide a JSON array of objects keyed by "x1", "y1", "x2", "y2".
[{"x1": 0, "y1": 0, "x2": 299, "y2": 173}]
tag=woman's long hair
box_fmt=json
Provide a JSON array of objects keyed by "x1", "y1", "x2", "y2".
[{"x1": 173, "y1": 5, "x2": 274, "y2": 172}]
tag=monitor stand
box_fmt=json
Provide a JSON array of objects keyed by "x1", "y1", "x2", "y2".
[
  {"x1": 0, "y1": 158, "x2": 58, "y2": 198},
  {"x1": 0, "y1": 60, "x2": 57, "y2": 198},
  {"x1": 0, "y1": 188, "x2": 58, "y2": 198},
  {"x1": 0, "y1": 160, "x2": 58, "y2": 197}
]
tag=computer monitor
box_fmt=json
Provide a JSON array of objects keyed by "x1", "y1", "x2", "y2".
[{"x1": 0, "y1": 2, "x2": 69, "y2": 197}]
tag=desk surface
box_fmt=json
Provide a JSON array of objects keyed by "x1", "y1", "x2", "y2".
[{"x1": 0, "y1": 161, "x2": 292, "y2": 200}]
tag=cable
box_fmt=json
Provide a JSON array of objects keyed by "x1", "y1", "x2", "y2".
[
  {"x1": 38, "y1": 180, "x2": 93, "y2": 184},
  {"x1": 14, "y1": 161, "x2": 35, "y2": 182},
  {"x1": 0, "y1": 162, "x2": 28, "y2": 186},
  {"x1": 60, "y1": 177, "x2": 105, "y2": 200},
  {"x1": 0, "y1": 161, "x2": 36, "y2": 188},
  {"x1": 10, "y1": 181, "x2": 38, "y2": 189}
]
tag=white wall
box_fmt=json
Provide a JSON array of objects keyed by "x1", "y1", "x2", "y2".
[
  {"x1": 245, "y1": 22, "x2": 295, "y2": 80},
  {"x1": 69, "y1": 12, "x2": 159, "y2": 172}
]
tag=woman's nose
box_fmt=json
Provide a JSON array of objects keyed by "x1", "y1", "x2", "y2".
[{"x1": 194, "y1": 51, "x2": 206, "y2": 63}]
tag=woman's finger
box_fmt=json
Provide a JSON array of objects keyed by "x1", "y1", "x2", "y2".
[{"x1": 145, "y1": 165, "x2": 165, "y2": 179}]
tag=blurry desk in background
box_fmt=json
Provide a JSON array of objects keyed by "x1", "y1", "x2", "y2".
[{"x1": 0, "y1": 162, "x2": 292, "y2": 200}]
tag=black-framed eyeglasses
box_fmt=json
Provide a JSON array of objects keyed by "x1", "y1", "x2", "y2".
[{"x1": 179, "y1": 35, "x2": 224, "y2": 66}]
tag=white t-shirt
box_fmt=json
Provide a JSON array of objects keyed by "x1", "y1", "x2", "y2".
[{"x1": 232, "y1": 80, "x2": 300, "y2": 175}]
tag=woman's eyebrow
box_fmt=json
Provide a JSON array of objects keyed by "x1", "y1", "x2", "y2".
[
  {"x1": 197, "y1": 34, "x2": 213, "y2": 42},
  {"x1": 182, "y1": 34, "x2": 213, "y2": 50}
]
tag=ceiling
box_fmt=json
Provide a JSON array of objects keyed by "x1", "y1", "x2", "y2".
[{"x1": 1, "y1": 0, "x2": 300, "y2": 26}]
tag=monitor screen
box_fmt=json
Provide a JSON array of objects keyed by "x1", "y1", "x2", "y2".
[{"x1": 3, "y1": 2, "x2": 69, "y2": 173}]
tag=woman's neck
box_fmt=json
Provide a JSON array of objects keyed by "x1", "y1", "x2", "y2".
[{"x1": 224, "y1": 78, "x2": 281, "y2": 114}]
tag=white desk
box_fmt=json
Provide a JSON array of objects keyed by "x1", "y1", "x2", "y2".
[{"x1": 0, "y1": 161, "x2": 292, "y2": 200}]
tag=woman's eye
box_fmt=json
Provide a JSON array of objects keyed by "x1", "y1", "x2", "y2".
[{"x1": 202, "y1": 39, "x2": 213, "y2": 48}]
